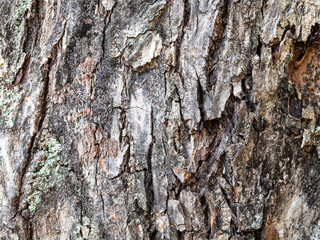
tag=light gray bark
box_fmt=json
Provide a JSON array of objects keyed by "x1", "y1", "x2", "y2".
[{"x1": 0, "y1": 0, "x2": 319, "y2": 239}]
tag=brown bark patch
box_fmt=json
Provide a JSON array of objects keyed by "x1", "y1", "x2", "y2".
[
  {"x1": 42, "y1": 209, "x2": 60, "y2": 236},
  {"x1": 77, "y1": 57, "x2": 96, "y2": 82},
  {"x1": 261, "y1": 219, "x2": 279, "y2": 240},
  {"x1": 290, "y1": 45, "x2": 320, "y2": 99},
  {"x1": 67, "y1": 106, "x2": 92, "y2": 123},
  {"x1": 78, "y1": 123, "x2": 118, "y2": 163},
  {"x1": 95, "y1": 126, "x2": 119, "y2": 158},
  {"x1": 289, "y1": 25, "x2": 320, "y2": 115},
  {"x1": 76, "y1": 57, "x2": 97, "y2": 99}
]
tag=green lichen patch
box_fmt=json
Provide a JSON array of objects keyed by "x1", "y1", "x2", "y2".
[
  {"x1": 0, "y1": 84, "x2": 23, "y2": 128},
  {"x1": 27, "y1": 191, "x2": 42, "y2": 214},
  {"x1": 0, "y1": 55, "x2": 8, "y2": 78},
  {"x1": 9, "y1": 0, "x2": 32, "y2": 68},
  {"x1": 26, "y1": 132, "x2": 64, "y2": 214},
  {"x1": 11, "y1": 0, "x2": 32, "y2": 32},
  {"x1": 314, "y1": 126, "x2": 320, "y2": 136},
  {"x1": 72, "y1": 217, "x2": 100, "y2": 240}
]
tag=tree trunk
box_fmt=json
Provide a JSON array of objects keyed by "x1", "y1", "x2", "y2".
[{"x1": 0, "y1": 0, "x2": 319, "y2": 239}]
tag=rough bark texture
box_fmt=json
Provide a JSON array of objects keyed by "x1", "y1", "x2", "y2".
[{"x1": 0, "y1": 0, "x2": 319, "y2": 239}]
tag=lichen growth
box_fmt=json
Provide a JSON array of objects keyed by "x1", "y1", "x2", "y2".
[
  {"x1": 11, "y1": 0, "x2": 32, "y2": 42},
  {"x1": 0, "y1": 85, "x2": 23, "y2": 128},
  {"x1": 0, "y1": 55, "x2": 7, "y2": 78},
  {"x1": 314, "y1": 126, "x2": 320, "y2": 136},
  {"x1": 26, "y1": 132, "x2": 64, "y2": 214},
  {"x1": 9, "y1": 0, "x2": 31, "y2": 72},
  {"x1": 27, "y1": 191, "x2": 42, "y2": 214},
  {"x1": 12, "y1": 0, "x2": 31, "y2": 21},
  {"x1": 73, "y1": 217, "x2": 100, "y2": 240}
]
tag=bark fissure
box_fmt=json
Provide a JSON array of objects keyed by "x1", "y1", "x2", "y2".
[
  {"x1": 14, "y1": 0, "x2": 44, "y2": 219},
  {"x1": 15, "y1": 19, "x2": 67, "y2": 237},
  {"x1": 207, "y1": 0, "x2": 230, "y2": 87},
  {"x1": 175, "y1": 0, "x2": 190, "y2": 79}
]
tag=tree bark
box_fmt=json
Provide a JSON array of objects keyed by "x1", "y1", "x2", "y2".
[{"x1": 0, "y1": 0, "x2": 319, "y2": 239}]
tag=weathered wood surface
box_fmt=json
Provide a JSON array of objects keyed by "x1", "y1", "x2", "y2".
[{"x1": 0, "y1": 0, "x2": 319, "y2": 239}]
